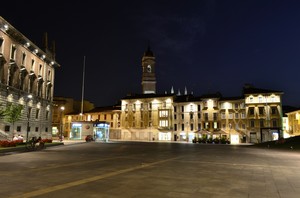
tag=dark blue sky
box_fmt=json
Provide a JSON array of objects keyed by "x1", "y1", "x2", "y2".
[{"x1": 2, "y1": 0, "x2": 300, "y2": 107}]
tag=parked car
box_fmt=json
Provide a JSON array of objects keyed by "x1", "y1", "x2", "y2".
[{"x1": 85, "y1": 135, "x2": 94, "y2": 142}]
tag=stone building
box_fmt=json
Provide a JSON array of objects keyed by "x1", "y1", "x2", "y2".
[
  {"x1": 286, "y1": 109, "x2": 300, "y2": 136},
  {"x1": 0, "y1": 16, "x2": 60, "y2": 141},
  {"x1": 54, "y1": 46, "x2": 284, "y2": 143},
  {"x1": 52, "y1": 97, "x2": 95, "y2": 139},
  {"x1": 118, "y1": 47, "x2": 284, "y2": 143}
]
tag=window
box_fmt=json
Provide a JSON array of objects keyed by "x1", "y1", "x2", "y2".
[
  {"x1": 181, "y1": 114, "x2": 184, "y2": 119},
  {"x1": 250, "y1": 120, "x2": 255, "y2": 127},
  {"x1": 249, "y1": 107, "x2": 254, "y2": 115},
  {"x1": 235, "y1": 113, "x2": 239, "y2": 119},
  {"x1": 35, "y1": 127, "x2": 39, "y2": 132},
  {"x1": 31, "y1": 59, "x2": 35, "y2": 71},
  {"x1": 147, "y1": 65, "x2": 151, "y2": 72},
  {"x1": 181, "y1": 106, "x2": 184, "y2": 112},
  {"x1": 272, "y1": 119, "x2": 277, "y2": 127},
  {"x1": 0, "y1": 37, "x2": 3, "y2": 53},
  {"x1": 197, "y1": 113, "x2": 201, "y2": 119},
  {"x1": 259, "y1": 107, "x2": 264, "y2": 115},
  {"x1": 47, "y1": 70, "x2": 51, "y2": 81},
  {"x1": 181, "y1": 124, "x2": 184, "y2": 131},
  {"x1": 271, "y1": 107, "x2": 277, "y2": 115},
  {"x1": 140, "y1": 103, "x2": 143, "y2": 110},
  {"x1": 159, "y1": 120, "x2": 168, "y2": 127},
  {"x1": 45, "y1": 127, "x2": 48, "y2": 132},
  {"x1": 213, "y1": 122, "x2": 218, "y2": 129},
  {"x1": 204, "y1": 113, "x2": 208, "y2": 121},
  {"x1": 190, "y1": 113, "x2": 193, "y2": 120},
  {"x1": 17, "y1": 126, "x2": 21, "y2": 132},
  {"x1": 241, "y1": 112, "x2": 246, "y2": 119},
  {"x1": 190, "y1": 104, "x2": 193, "y2": 112},
  {"x1": 190, "y1": 123, "x2": 194, "y2": 131},
  {"x1": 10, "y1": 45, "x2": 16, "y2": 60},
  {"x1": 159, "y1": 110, "x2": 168, "y2": 118},
  {"x1": 260, "y1": 119, "x2": 264, "y2": 127},
  {"x1": 174, "y1": 114, "x2": 177, "y2": 120},
  {"x1": 22, "y1": 52, "x2": 26, "y2": 65},
  {"x1": 205, "y1": 122, "x2": 209, "y2": 129},
  {"x1": 249, "y1": 97, "x2": 253, "y2": 102},
  {"x1": 234, "y1": 103, "x2": 239, "y2": 109},
  {"x1": 174, "y1": 106, "x2": 177, "y2": 112},
  {"x1": 174, "y1": 124, "x2": 177, "y2": 131},
  {"x1": 39, "y1": 64, "x2": 42, "y2": 75},
  {"x1": 213, "y1": 113, "x2": 217, "y2": 121},
  {"x1": 163, "y1": 102, "x2": 166, "y2": 108},
  {"x1": 228, "y1": 113, "x2": 233, "y2": 119},
  {"x1": 240, "y1": 103, "x2": 245, "y2": 109},
  {"x1": 221, "y1": 113, "x2": 225, "y2": 119},
  {"x1": 5, "y1": 125, "x2": 10, "y2": 132},
  {"x1": 242, "y1": 124, "x2": 246, "y2": 129},
  {"x1": 197, "y1": 105, "x2": 201, "y2": 111},
  {"x1": 104, "y1": 114, "x2": 107, "y2": 120},
  {"x1": 35, "y1": 109, "x2": 40, "y2": 119},
  {"x1": 271, "y1": 96, "x2": 275, "y2": 102},
  {"x1": 198, "y1": 123, "x2": 201, "y2": 130}
]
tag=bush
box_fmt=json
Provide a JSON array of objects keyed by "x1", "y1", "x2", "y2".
[
  {"x1": 41, "y1": 139, "x2": 52, "y2": 143},
  {"x1": 0, "y1": 140, "x2": 16, "y2": 147}
]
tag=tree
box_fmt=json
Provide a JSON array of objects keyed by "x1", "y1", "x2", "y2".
[
  {"x1": 0, "y1": 106, "x2": 5, "y2": 120},
  {"x1": 4, "y1": 103, "x2": 23, "y2": 138}
]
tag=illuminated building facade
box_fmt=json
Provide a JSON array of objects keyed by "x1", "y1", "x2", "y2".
[
  {"x1": 119, "y1": 87, "x2": 283, "y2": 143},
  {"x1": 52, "y1": 97, "x2": 95, "y2": 139},
  {"x1": 286, "y1": 110, "x2": 300, "y2": 136},
  {"x1": 117, "y1": 47, "x2": 284, "y2": 143},
  {"x1": 0, "y1": 16, "x2": 59, "y2": 140}
]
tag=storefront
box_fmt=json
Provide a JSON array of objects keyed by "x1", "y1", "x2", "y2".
[
  {"x1": 70, "y1": 121, "x2": 110, "y2": 141},
  {"x1": 94, "y1": 122, "x2": 110, "y2": 142}
]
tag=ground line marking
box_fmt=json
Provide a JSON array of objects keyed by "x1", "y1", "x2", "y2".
[{"x1": 9, "y1": 157, "x2": 180, "y2": 198}]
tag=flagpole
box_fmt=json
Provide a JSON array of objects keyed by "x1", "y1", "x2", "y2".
[{"x1": 81, "y1": 56, "x2": 86, "y2": 120}]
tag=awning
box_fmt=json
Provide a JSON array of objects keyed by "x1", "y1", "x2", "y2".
[{"x1": 194, "y1": 130, "x2": 211, "y2": 134}]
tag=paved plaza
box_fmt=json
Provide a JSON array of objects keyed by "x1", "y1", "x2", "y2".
[{"x1": 0, "y1": 141, "x2": 299, "y2": 198}]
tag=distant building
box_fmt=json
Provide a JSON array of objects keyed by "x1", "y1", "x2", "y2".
[
  {"x1": 54, "y1": 46, "x2": 285, "y2": 143},
  {"x1": 286, "y1": 109, "x2": 300, "y2": 136},
  {"x1": 52, "y1": 97, "x2": 95, "y2": 139},
  {"x1": 0, "y1": 16, "x2": 60, "y2": 140},
  {"x1": 118, "y1": 47, "x2": 284, "y2": 143}
]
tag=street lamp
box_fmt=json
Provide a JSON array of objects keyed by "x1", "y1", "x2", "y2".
[
  {"x1": 60, "y1": 106, "x2": 65, "y2": 142},
  {"x1": 26, "y1": 94, "x2": 32, "y2": 142}
]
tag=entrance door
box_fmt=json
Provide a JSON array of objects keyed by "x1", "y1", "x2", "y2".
[{"x1": 250, "y1": 132, "x2": 257, "y2": 143}]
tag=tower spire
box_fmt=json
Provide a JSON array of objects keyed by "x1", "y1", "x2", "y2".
[{"x1": 141, "y1": 44, "x2": 156, "y2": 94}]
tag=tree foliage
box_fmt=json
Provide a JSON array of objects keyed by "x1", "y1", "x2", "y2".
[
  {"x1": 4, "y1": 103, "x2": 23, "y2": 125},
  {"x1": 0, "y1": 107, "x2": 5, "y2": 120}
]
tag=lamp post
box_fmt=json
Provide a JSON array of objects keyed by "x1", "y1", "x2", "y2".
[
  {"x1": 26, "y1": 94, "x2": 32, "y2": 142},
  {"x1": 60, "y1": 106, "x2": 65, "y2": 142}
]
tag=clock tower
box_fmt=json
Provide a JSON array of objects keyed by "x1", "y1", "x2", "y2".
[{"x1": 141, "y1": 46, "x2": 156, "y2": 94}]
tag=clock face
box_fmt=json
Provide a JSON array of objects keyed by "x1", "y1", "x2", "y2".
[{"x1": 147, "y1": 65, "x2": 151, "y2": 73}]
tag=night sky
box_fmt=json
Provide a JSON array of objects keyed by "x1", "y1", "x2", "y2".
[{"x1": 2, "y1": 0, "x2": 300, "y2": 107}]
